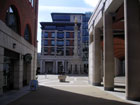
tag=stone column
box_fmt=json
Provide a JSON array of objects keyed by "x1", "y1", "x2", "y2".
[
  {"x1": 114, "y1": 57, "x2": 121, "y2": 76},
  {"x1": 103, "y1": 13, "x2": 115, "y2": 91},
  {"x1": 56, "y1": 61, "x2": 58, "y2": 74},
  {"x1": 14, "y1": 55, "x2": 23, "y2": 89},
  {"x1": 92, "y1": 28, "x2": 102, "y2": 86},
  {"x1": 0, "y1": 47, "x2": 4, "y2": 95},
  {"x1": 124, "y1": 0, "x2": 140, "y2": 100},
  {"x1": 88, "y1": 33, "x2": 94, "y2": 84},
  {"x1": 40, "y1": 60, "x2": 43, "y2": 73}
]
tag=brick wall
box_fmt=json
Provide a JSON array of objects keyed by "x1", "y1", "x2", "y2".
[{"x1": 0, "y1": 0, "x2": 38, "y2": 47}]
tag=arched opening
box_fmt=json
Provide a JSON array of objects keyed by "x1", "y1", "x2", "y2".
[
  {"x1": 24, "y1": 24, "x2": 32, "y2": 43},
  {"x1": 5, "y1": 6, "x2": 20, "y2": 34}
]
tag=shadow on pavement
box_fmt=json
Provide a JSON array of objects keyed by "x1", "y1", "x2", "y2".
[{"x1": 7, "y1": 86, "x2": 134, "y2": 105}]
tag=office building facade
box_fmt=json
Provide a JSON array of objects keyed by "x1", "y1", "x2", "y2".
[{"x1": 40, "y1": 13, "x2": 91, "y2": 74}]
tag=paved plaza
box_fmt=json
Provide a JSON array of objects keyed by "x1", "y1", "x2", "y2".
[{"x1": 0, "y1": 75, "x2": 140, "y2": 105}]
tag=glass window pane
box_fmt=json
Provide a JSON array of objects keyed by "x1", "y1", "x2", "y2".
[
  {"x1": 66, "y1": 32, "x2": 70, "y2": 38},
  {"x1": 51, "y1": 32, "x2": 55, "y2": 38},
  {"x1": 57, "y1": 32, "x2": 64, "y2": 39},
  {"x1": 51, "y1": 40, "x2": 55, "y2": 46},
  {"x1": 57, "y1": 47, "x2": 64, "y2": 56},
  {"x1": 44, "y1": 40, "x2": 48, "y2": 46},
  {"x1": 44, "y1": 32, "x2": 48, "y2": 38},
  {"x1": 66, "y1": 40, "x2": 70, "y2": 46},
  {"x1": 57, "y1": 40, "x2": 64, "y2": 46}
]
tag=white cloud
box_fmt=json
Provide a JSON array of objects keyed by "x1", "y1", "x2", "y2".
[{"x1": 84, "y1": 0, "x2": 100, "y2": 7}]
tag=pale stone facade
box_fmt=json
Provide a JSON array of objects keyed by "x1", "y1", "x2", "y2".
[
  {"x1": 88, "y1": 0, "x2": 140, "y2": 100},
  {"x1": 0, "y1": 20, "x2": 37, "y2": 95}
]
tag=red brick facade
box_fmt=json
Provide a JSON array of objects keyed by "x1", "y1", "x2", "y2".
[{"x1": 0, "y1": 0, "x2": 38, "y2": 47}]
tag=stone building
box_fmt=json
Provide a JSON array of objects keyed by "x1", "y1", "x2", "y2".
[
  {"x1": 0, "y1": 0, "x2": 38, "y2": 95},
  {"x1": 40, "y1": 13, "x2": 91, "y2": 74},
  {"x1": 88, "y1": 0, "x2": 140, "y2": 100}
]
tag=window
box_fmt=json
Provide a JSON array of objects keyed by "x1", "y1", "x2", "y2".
[
  {"x1": 66, "y1": 48, "x2": 70, "y2": 56},
  {"x1": 51, "y1": 32, "x2": 55, "y2": 38},
  {"x1": 50, "y1": 47, "x2": 55, "y2": 55},
  {"x1": 57, "y1": 32, "x2": 64, "y2": 39},
  {"x1": 5, "y1": 6, "x2": 20, "y2": 34},
  {"x1": 82, "y1": 36, "x2": 89, "y2": 43},
  {"x1": 57, "y1": 26, "x2": 64, "y2": 30},
  {"x1": 66, "y1": 40, "x2": 70, "y2": 46},
  {"x1": 57, "y1": 48, "x2": 64, "y2": 56},
  {"x1": 44, "y1": 47, "x2": 48, "y2": 55},
  {"x1": 57, "y1": 41, "x2": 64, "y2": 46},
  {"x1": 45, "y1": 26, "x2": 56, "y2": 30},
  {"x1": 66, "y1": 32, "x2": 70, "y2": 38},
  {"x1": 65, "y1": 26, "x2": 74, "y2": 30},
  {"x1": 24, "y1": 24, "x2": 31, "y2": 43},
  {"x1": 51, "y1": 40, "x2": 55, "y2": 46},
  {"x1": 29, "y1": 0, "x2": 34, "y2": 7},
  {"x1": 52, "y1": 15, "x2": 70, "y2": 21},
  {"x1": 44, "y1": 40, "x2": 48, "y2": 46},
  {"x1": 44, "y1": 32, "x2": 48, "y2": 38}
]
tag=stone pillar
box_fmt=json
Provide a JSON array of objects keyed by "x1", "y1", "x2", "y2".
[
  {"x1": 0, "y1": 47, "x2": 4, "y2": 95},
  {"x1": 40, "y1": 60, "x2": 43, "y2": 73},
  {"x1": 124, "y1": 0, "x2": 140, "y2": 100},
  {"x1": 56, "y1": 61, "x2": 58, "y2": 74},
  {"x1": 103, "y1": 13, "x2": 115, "y2": 91},
  {"x1": 14, "y1": 55, "x2": 23, "y2": 89},
  {"x1": 92, "y1": 28, "x2": 102, "y2": 86},
  {"x1": 101, "y1": 49, "x2": 103, "y2": 80},
  {"x1": 114, "y1": 57, "x2": 121, "y2": 76},
  {"x1": 88, "y1": 33, "x2": 94, "y2": 84}
]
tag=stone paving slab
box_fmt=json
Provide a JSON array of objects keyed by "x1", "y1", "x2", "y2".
[{"x1": 0, "y1": 75, "x2": 139, "y2": 105}]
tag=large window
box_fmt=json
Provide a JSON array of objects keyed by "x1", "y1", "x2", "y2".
[
  {"x1": 5, "y1": 6, "x2": 20, "y2": 34},
  {"x1": 66, "y1": 40, "x2": 70, "y2": 46},
  {"x1": 51, "y1": 40, "x2": 55, "y2": 46},
  {"x1": 57, "y1": 47, "x2": 64, "y2": 56},
  {"x1": 66, "y1": 32, "x2": 70, "y2": 38},
  {"x1": 51, "y1": 32, "x2": 55, "y2": 38},
  {"x1": 44, "y1": 32, "x2": 48, "y2": 38},
  {"x1": 66, "y1": 48, "x2": 70, "y2": 56},
  {"x1": 52, "y1": 15, "x2": 70, "y2": 21},
  {"x1": 29, "y1": 0, "x2": 34, "y2": 7},
  {"x1": 50, "y1": 47, "x2": 55, "y2": 55},
  {"x1": 65, "y1": 26, "x2": 74, "y2": 30},
  {"x1": 57, "y1": 32, "x2": 64, "y2": 39},
  {"x1": 57, "y1": 40, "x2": 64, "y2": 46},
  {"x1": 24, "y1": 24, "x2": 31, "y2": 43},
  {"x1": 44, "y1": 47, "x2": 48, "y2": 55},
  {"x1": 44, "y1": 40, "x2": 48, "y2": 46},
  {"x1": 45, "y1": 26, "x2": 56, "y2": 30},
  {"x1": 82, "y1": 36, "x2": 89, "y2": 43}
]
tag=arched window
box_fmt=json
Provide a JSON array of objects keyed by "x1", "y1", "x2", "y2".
[
  {"x1": 5, "y1": 6, "x2": 20, "y2": 34},
  {"x1": 24, "y1": 24, "x2": 32, "y2": 43}
]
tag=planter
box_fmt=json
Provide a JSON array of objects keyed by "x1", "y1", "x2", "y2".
[{"x1": 58, "y1": 75, "x2": 66, "y2": 82}]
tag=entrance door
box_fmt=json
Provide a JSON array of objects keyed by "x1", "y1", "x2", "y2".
[
  {"x1": 58, "y1": 62, "x2": 63, "y2": 74},
  {"x1": 45, "y1": 62, "x2": 53, "y2": 74},
  {"x1": 3, "y1": 57, "x2": 14, "y2": 92}
]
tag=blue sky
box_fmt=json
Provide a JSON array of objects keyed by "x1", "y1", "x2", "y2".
[{"x1": 37, "y1": 0, "x2": 99, "y2": 52}]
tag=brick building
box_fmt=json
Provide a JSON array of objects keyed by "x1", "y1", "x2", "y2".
[
  {"x1": 0, "y1": 0, "x2": 38, "y2": 95},
  {"x1": 40, "y1": 13, "x2": 91, "y2": 74}
]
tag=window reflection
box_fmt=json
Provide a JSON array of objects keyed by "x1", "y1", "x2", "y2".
[{"x1": 5, "y1": 6, "x2": 20, "y2": 34}]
